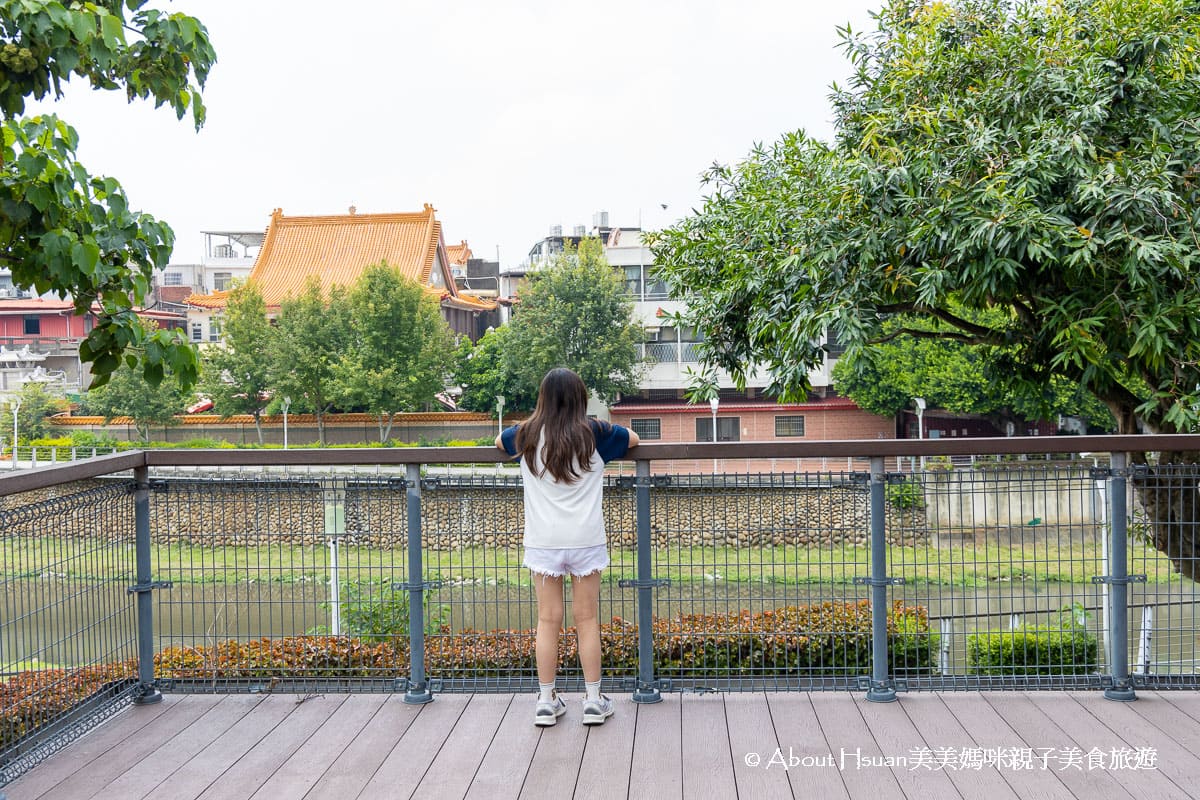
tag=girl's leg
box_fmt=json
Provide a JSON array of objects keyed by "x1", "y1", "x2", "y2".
[
  {"x1": 532, "y1": 572, "x2": 565, "y2": 686},
  {"x1": 569, "y1": 570, "x2": 603, "y2": 683}
]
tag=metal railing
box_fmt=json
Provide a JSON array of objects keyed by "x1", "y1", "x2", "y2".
[
  {"x1": 3, "y1": 446, "x2": 122, "y2": 471},
  {"x1": 4, "y1": 436, "x2": 1200, "y2": 785}
]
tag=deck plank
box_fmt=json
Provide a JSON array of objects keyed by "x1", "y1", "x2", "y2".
[
  {"x1": 247, "y1": 694, "x2": 388, "y2": 800},
  {"x1": 196, "y1": 694, "x2": 348, "y2": 800},
  {"x1": 852, "y1": 693, "x2": 961, "y2": 800},
  {"x1": 895, "y1": 692, "x2": 1016, "y2": 800},
  {"x1": 1156, "y1": 691, "x2": 1200, "y2": 725},
  {"x1": 576, "y1": 694, "x2": 637, "y2": 800},
  {"x1": 356, "y1": 693, "x2": 472, "y2": 799},
  {"x1": 517, "y1": 693, "x2": 591, "y2": 800},
  {"x1": 5, "y1": 689, "x2": 1198, "y2": 800},
  {"x1": 302, "y1": 695, "x2": 421, "y2": 800},
  {"x1": 410, "y1": 694, "x2": 511, "y2": 800},
  {"x1": 936, "y1": 694, "x2": 1071, "y2": 800},
  {"x1": 724, "y1": 692, "x2": 792, "y2": 800},
  {"x1": 1126, "y1": 691, "x2": 1200, "y2": 756},
  {"x1": 1062, "y1": 692, "x2": 1197, "y2": 800},
  {"x1": 626, "y1": 693, "x2": 682, "y2": 800},
  {"x1": 463, "y1": 695, "x2": 540, "y2": 800},
  {"x1": 5, "y1": 694, "x2": 186, "y2": 800},
  {"x1": 83, "y1": 695, "x2": 264, "y2": 800},
  {"x1": 808, "y1": 693, "x2": 905, "y2": 800},
  {"x1": 680, "y1": 694, "x2": 737, "y2": 800},
  {"x1": 765, "y1": 693, "x2": 849, "y2": 800},
  {"x1": 139, "y1": 694, "x2": 297, "y2": 800},
  {"x1": 980, "y1": 693, "x2": 1133, "y2": 800}
]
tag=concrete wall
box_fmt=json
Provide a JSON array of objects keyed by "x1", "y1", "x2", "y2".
[{"x1": 924, "y1": 467, "x2": 1103, "y2": 532}]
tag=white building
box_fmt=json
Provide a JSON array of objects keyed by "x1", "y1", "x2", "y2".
[
  {"x1": 158, "y1": 231, "x2": 263, "y2": 299},
  {"x1": 506, "y1": 212, "x2": 886, "y2": 445}
]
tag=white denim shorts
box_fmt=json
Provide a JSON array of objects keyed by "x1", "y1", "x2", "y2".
[{"x1": 523, "y1": 545, "x2": 610, "y2": 578}]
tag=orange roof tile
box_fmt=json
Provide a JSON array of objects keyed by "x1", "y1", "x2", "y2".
[
  {"x1": 187, "y1": 205, "x2": 456, "y2": 309},
  {"x1": 445, "y1": 240, "x2": 472, "y2": 266}
]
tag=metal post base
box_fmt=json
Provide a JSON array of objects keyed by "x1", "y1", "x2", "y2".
[
  {"x1": 632, "y1": 685, "x2": 662, "y2": 704},
  {"x1": 866, "y1": 686, "x2": 898, "y2": 703},
  {"x1": 134, "y1": 687, "x2": 163, "y2": 705},
  {"x1": 1104, "y1": 685, "x2": 1136, "y2": 702},
  {"x1": 404, "y1": 686, "x2": 434, "y2": 705}
]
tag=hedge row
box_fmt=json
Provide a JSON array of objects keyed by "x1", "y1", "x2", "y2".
[
  {"x1": 153, "y1": 601, "x2": 936, "y2": 679},
  {"x1": 1, "y1": 661, "x2": 134, "y2": 750},
  {"x1": 4, "y1": 602, "x2": 935, "y2": 751}
]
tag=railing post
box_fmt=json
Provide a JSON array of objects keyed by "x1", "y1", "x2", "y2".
[
  {"x1": 403, "y1": 463, "x2": 434, "y2": 704},
  {"x1": 866, "y1": 456, "x2": 897, "y2": 702},
  {"x1": 132, "y1": 466, "x2": 161, "y2": 704},
  {"x1": 631, "y1": 459, "x2": 663, "y2": 704},
  {"x1": 1104, "y1": 452, "x2": 1136, "y2": 701}
]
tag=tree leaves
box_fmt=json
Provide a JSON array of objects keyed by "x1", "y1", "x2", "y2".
[
  {"x1": 653, "y1": 0, "x2": 1200, "y2": 433},
  {"x1": 0, "y1": 1, "x2": 215, "y2": 390}
]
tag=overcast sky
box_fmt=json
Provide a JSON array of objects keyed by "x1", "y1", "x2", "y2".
[{"x1": 34, "y1": 0, "x2": 881, "y2": 268}]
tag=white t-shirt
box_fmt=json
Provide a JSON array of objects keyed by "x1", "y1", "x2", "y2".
[{"x1": 500, "y1": 421, "x2": 631, "y2": 549}]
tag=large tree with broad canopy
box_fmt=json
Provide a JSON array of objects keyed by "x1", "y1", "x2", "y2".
[{"x1": 651, "y1": 0, "x2": 1200, "y2": 577}]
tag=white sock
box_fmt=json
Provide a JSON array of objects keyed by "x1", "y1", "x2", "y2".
[
  {"x1": 585, "y1": 680, "x2": 601, "y2": 701},
  {"x1": 539, "y1": 682, "x2": 556, "y2": 703}
]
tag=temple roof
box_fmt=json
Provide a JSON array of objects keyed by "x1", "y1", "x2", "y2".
[{"x1": 186, "y1": 206, "x2": 495, "y2": 312}]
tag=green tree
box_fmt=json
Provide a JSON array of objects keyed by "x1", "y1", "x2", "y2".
[
  {"x1": 0, "y1": 1, "x2": 215, "y2": 390},
  {"x1": 200, "y1": 283, "x2": 275, "y2": 444},
  {"x1": 336, "y1": 263, "x2": 456, "y2": 442},
  {"x1": 272, "y1": 278, "x2": 350, "y2": 446},
  {"x1": 454, "y1": 325, "x2": 538, "y2": 414},
  {"x1": 505, "y1": 239, "x2": 643, "y2": 403},
  {"x1": 652, "y1": 0, "x2": 1200, "y2": 577},
  {"x1": 1, "y1": 381, "x2": 68, "y2": 442},
  {"x1": 83, "y1": 361, "x2": 184, "y2": 442},
  {"x1": 831, "y1": 315, "x2": 1114, "y2": 429}
]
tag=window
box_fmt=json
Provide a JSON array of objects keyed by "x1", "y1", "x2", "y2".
[
  {"x1": 825, "y1": 327, "x2": 847, "y2": 357},
  {"x1": 623, "y1": 265, "x2": 642, "y2": 297},
  {"x1": 644, "y1": 268, "x2": 670, "y2": 300},
  {"x1": 23, "y1": 316, "x2": 39, "y2": 335},
  {"x1": 696, "y1": 417, "x2": 740, "y2": 442},
  {"x1": 209, "y1": 323, "x2": 221, "y2": 342},
  {"x1": 630, "y1": 418, "x2": 661, "y2": 440},
  {"x1": 164, "y1": 271, "x2": 183, "y2": 286},
  {"x1": 191, "y1": 323, "x2": 202, "y2": 342},
  {"x1": 213, "y1": 272, "x2": 233, "y2": 291},
  {"x1": 775, "y1": 415, "x2": 806, "y2": 437}
]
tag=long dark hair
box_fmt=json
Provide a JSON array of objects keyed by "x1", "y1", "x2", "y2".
[{"x1": 517, "y1": 367, "x2": 600, "y2": 483}]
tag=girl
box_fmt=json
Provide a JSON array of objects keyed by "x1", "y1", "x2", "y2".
[{"x1": 496, "y1": 367, "x2": 639, "y2": 726}]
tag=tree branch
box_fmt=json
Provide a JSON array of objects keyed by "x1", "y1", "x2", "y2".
[{"x1": 874, "y1": 302, "x2": 1008, "y2": 345}]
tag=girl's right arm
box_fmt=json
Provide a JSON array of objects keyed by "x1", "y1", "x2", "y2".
[{"x1": 627, "y1": 429, "x2": 640, "y2": 448}]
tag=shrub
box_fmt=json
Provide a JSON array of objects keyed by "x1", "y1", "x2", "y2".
[
  {"x1": 886, "y1": 479, "x2": 925, "y2": 510},
  {"x1": 967, "y1": 604, "x2": 1098, "y2": 675},
  {"x1": 320, "y1": 580, "x2": 451, "y2": 642},
  {"x1": 0, "y1": 661, "x2": 135, "y2": 750}
]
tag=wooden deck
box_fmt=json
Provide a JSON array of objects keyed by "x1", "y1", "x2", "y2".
[{"x1": 5, "y1": 690, "x2": 1199, "y2": 799}]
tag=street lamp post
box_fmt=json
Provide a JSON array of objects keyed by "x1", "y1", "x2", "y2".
[
  {"x1": 709, "y1": 396, "x2": 719, "y2": 475},
  {"x1": 282, "y1": 396, "x2": 291, "y2": 450},
  {"x1": 913, "y1": 397, "x2": 926, "y2": 473},
  {"x1": 11, "y1": 397, "x2": 21, "y2": 471}
]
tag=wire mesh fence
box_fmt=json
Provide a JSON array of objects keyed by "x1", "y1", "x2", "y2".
[
  {"x1": 6, "y1": 444, "x2": 1200, "y2": 785},
  {"x1": 0, "y1": 480, "x2": 140, "y2": 785}
]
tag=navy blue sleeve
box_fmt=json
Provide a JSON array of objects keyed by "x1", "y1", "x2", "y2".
[
  {"x1": 500, "y1": 425, "x2": 520, "y2": 459},
  {"x1": 592, "y1": 420, "x2": 631, "y2": 463}
]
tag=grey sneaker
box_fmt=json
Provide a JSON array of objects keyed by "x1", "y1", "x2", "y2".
[
  {"x1": 582, "y1": 694, "x2": 615, "y2": 725},
  {"x1": 535, "y1": 693, "x2": 567, "y2": 727}
]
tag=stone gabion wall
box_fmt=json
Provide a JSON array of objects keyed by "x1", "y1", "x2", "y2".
[{"x1": 2, "y1": 477, "x2": 929, "y2": 548}]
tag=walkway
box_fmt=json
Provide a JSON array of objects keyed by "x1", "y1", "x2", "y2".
[{"x1": 4, "y1": 690, "x2": 1197, "y2": 799}]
